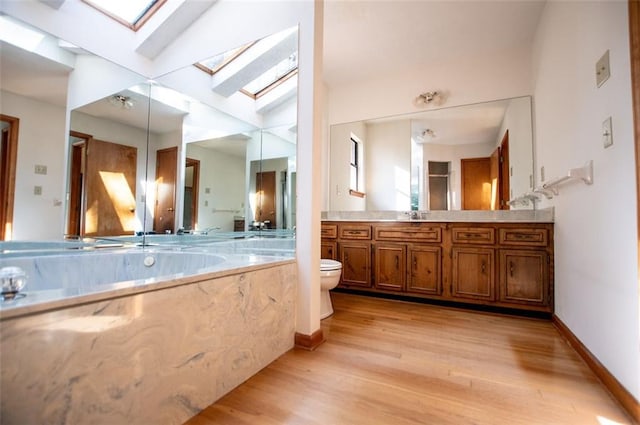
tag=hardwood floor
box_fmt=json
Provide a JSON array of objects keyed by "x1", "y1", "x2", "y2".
[{"x1": 185, "y1": 292, "x2": 634, "y2": 425}]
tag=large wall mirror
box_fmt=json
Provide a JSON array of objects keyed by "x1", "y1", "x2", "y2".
[
  {"x1": 0, "y1": 14, "x2": 298, "y2": 241},
  {"x1": 329, "y1": 96, "x2": 534, "y2": 212}
]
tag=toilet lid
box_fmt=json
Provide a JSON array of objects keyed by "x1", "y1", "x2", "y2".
[{"x1": 321, "y1": 259, "x2": 342, "y2": 271}]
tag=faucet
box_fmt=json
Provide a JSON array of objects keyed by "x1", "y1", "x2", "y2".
[{"x1": 404, "y1": 210, "x2": 419, "y2": 220}]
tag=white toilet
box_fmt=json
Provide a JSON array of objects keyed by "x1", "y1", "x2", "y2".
[{"x1": 320, "y1": 259, "x2": 342, "y2": 319}]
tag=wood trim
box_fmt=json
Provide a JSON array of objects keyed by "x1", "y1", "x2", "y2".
[
  {"x1": 0, "y1": 114, "x2": 19, "y2": 240},
  {"x1": 185, "y1": 157, "x2": 200, "y2": 230},
  {"x1": 294, "y1": 329, "x2": 325, "y2": 351},
  {"x1": 82, "y1": 0, "x2": 166, "y2": 31},
  {"x1": 552, "y1": 315, "x2": 640, "y2": 422}
]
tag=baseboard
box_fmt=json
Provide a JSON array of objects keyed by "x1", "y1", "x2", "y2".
[
  {"x1": 294, "y1": 329, "x2": 325, "y2": 351},
  {"x1": 552, "y1": 315, "x2": 639, "y2": 423}
]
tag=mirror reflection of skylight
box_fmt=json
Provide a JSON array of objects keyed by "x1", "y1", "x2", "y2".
[
  {"x1": 243, "y1": 53, "x2": 298, "y2": 95},
  {"x1": 0, "y1": 15, "x2": 46, "y2": 52},
  {"x1": 198, "y1": 43, "x2": 253, "y2": 75},
  {"x1": 83, "y1": 0, "x2": 160, "y2": 26}
]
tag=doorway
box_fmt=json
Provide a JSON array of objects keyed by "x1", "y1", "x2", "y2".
[
  {"x1": 154, "y1": 147, "x2": 178, "y2": 234},
  {"x1": 255, "y1": 171, "x2": 276, "y2": 228},
  {"x1": 183, "y1": 157, "x2": 200, "y2": 231},
  {"x1": 461, "y1": 157, "x2": 492, "y2": 210},
  {"x1": 0, "y1": 115, "x2": 19, "y2": 241}
]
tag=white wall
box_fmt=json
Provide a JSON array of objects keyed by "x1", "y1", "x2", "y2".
[
  {"x1": 366, "y1": 120, "x2": 411, "y2": 211},
  {"x1": 329, "y1": 120, "x2": 366, "y2": 210},
  {"x1": 532, "y1": 1, "x2": 639, "y2": 399},
  {"x1": 495, "y1": 96, "x2": 534, "y2": 201},
  {"x1": 1, "y1": 91, "x2": 67, "y2": 240},
  {"x1": 185, "y1": 144, "x2": 244, "y2": 232}
]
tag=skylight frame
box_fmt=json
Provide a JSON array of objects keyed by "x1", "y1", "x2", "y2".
[
  {"x1": 195, "y1": 50, "x2": 298, "y2": 100},
  {"x1": 194, "y1": 42, "x2": 256, "y2": 76},
  {"x1": 82, "y1": 0, "x2": 166, "y2": 31}
]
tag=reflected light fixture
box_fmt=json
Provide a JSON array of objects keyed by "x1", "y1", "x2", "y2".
[
  {"x1": 422, "y1": 128, "x2": 436, "y2": 138},
  {"x1": 109, "y1": 94, "x2": 135, "y2": 110},
  {"x1": 414, "y1": 91, "x2": 444, "y2": 107}
]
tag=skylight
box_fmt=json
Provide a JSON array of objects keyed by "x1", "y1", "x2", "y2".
[
  {"x1": 82, "y1": 0, "x2": 165, "y2": 30},
  {"x1": 196, "y1": 26, "x2": 298, "y2": 100}
]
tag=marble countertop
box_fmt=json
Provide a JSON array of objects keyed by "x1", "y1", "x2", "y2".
[{"x1": 321, "y1": 208, "x2": 554, "y2": 223}]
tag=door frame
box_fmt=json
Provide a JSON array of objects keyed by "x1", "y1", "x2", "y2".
[
  {"x1": 184, "y1": 157, "x2": 200, "y2": 231},
  {"x1": 0, "y1": 114, "x2": 19, "y2": 240}
]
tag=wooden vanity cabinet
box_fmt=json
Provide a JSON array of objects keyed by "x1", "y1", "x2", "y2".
[
  {"x1": 337, "y1": 223, "x2": 372, "y2": 288},
  {"x1": 497, "y1": 227, "x2": 551, "y2": 308},
  {"x1": 374, "y1": 243, "x2": 406, "y2": 291},
  {"x1": 373, "y1": 223, "x2": 444, "y2": 295},
  {"x1": 450, "y1": 226, "x2": 496, "y2": 301},
  {"x1": 321, "y1": 220, "x2": 554, "y2": 313},
  {"x1": 320, "y1": 223, "x2": 338, "y2": 260}
]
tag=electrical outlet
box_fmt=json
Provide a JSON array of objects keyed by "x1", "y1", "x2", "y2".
[
  {"x1": 596, "y1": 50, "x2": 610, "y2": 88},
  {"x1": 34, "y1": 164, "x2": 47, "y2": 175},
  {"x1": 603, "y1": 116, "x2": 613, "y2": 148}
]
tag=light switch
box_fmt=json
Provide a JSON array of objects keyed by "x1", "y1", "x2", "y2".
[
  {"x1": 34, "y1": 186, "x2": 42, "y2": 195},
  {"x1": 596, "y1": 50, "x2": 610, "y2": 88},
  {"x1": 603, "y1": 116, "x2": 613, "y2": 148}
]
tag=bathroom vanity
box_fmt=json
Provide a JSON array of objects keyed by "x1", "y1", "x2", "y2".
[{"x1": 321, "y1": 211, "x2": 554, "y2": 314}]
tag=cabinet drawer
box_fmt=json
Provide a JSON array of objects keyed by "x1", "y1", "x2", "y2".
[
  {"x1": 499, "y1": 228, "x2": 548, "y2": 246},
  {"x1": 452, "y1": 227, "x2": 495, "y2": 244},
  {"x1": 321, "y1": 224, "x2": 338, "y2": 239},
  {"x1": 339, "y1": 225, "x2": 372, "y2": 240},
  {"x1": 374, "y1": 226, "x2": 441, "y2": 242}
]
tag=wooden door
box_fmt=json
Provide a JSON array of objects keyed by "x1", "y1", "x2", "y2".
[
  {"x1": 500, "y1": 132, "x2": 510, "y2": 210},
  {"x1": 154, "y1": 147, "x2": 177, "y2": 234},
  {"x1": 183, "y1": 157, "x2": 199, "y2": 231},
  {"x1": 339, "y1": 241, "x2": 371, "y2": 288},
  {"x1": 451, "y1": 247, "x2": 495, "y2": 300},
  {"x1": 256, "y1": 171, "x2": 276, "y2": 228},
  {"x1": 374, "y1": 243, "x2": 406, "y2": 291},
  {"x1": 407, "y1": 246, "x2": 442, "y2": 295},
  {"x1": 461, "y1": 157, "x2": 491, "y2": 210},
  {"x1": 84, "y1": 139, "x2": 137, "y2": 237},
  {"x1": 499, "y1": 249, "x2": 548, "y2": 306},
  {"x1": 0, "y1": 115, "x2": 18, "y2": 241},
  {"x1": 490, "y1": 147, "x2": 500, "y2": 210}
]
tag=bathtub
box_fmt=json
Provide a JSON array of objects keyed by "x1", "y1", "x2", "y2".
[{"x1": 0, "y1": 243, "x2": 297, "y2": 424}]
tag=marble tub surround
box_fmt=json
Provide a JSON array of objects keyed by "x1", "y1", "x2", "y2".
[
  {"x1": 0, "y1": 261, "x2": 297, "y2": 425},
  {"x1": 321, "y1": 207, "x2": 554, "y2": 223},
  {"x1": 0, "y1": 249, "x2": 294, "y2": 319}
]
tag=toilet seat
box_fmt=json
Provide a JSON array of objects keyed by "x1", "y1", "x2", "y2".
[{"x1": 320, "y1": 259, "x2": 342, "y2": 271}]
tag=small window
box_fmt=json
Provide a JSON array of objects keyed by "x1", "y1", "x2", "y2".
[
  {"x1": 349, "y1": 137, "x2": 365, "y2": 198},
  {"x1": 82, "y1": 0, "x2": 166, "y2": 31}
]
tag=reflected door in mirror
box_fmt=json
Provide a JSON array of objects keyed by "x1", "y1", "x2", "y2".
[
  {"x1": 461, "y1": 157, "x2": 491, "y2": 210},
  {"x1": 256, "y1": 171, "x2": 276, "y2": 228},
  {"x1": 84, "y1": 139, "x2": 137, "y2": 237},
  {"x1": 0, "y1": 115, "x2": 18, "y2": 241},
  {"x1": 154, "y1": 147, "x2": 177, "y2": 234}
]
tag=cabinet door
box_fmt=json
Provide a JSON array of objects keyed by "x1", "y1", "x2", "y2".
[
  {"x1": 321, "y1": 241, "x2": 337, "y2": 260},
  {"x1": 452, "y1": 247, "x2": 495, "y2": 300},
  {"x1": 499, "y1": 250, "x2": 548, "y2": 306},
  {"x1": 408, "y1": 246, "x2": 442, "y2": 295},
  {"x1": 339, "y1": 242, "x2": 371, "y2": 288},
  {"x1": 374, "y1": 244, "x2": 406, "y2": 291}
]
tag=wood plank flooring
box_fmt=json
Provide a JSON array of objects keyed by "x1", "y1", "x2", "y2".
[{"x1": 184, "y1": 292, "x2": 634, "y2": 425}]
